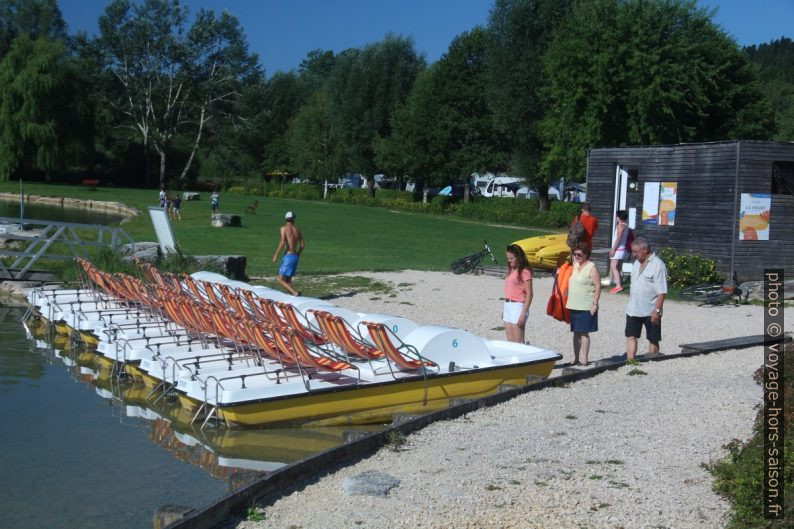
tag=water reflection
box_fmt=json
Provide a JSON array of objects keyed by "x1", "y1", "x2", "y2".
[
  {"x1": 0, "y1": 307, "x2": 46, "y2": 387},
  {"x1": 0, "y1": 200, "x2": 126, "y2": 225},
  {"x1": 22, "y1": 312, "x2": 382, "y2": 491}
]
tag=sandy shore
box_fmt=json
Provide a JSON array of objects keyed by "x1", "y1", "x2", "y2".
[{"x1": 225, "y1": 270, "x2": 790, "y2": 529}]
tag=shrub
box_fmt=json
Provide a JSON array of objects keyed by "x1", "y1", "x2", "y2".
[
  {"x1": 456, "y1": 198, "x2": 537, "y2": 224},
  {"x1": 656, "y1": 247, "x2": 723, "y2": 288},
  {"x1": 708, "y1": 342, "x2": 793, "y2": 528},
  {"x1": 429, "y1": 195, "x2": 451, "y2": 212},
  {"x1": 375, "y1": 189, "x2": 414, "y2": 202},
  {"x1": 327, "y1": 188, "x2": 374, "y2": 206},
  {"x1": 268, "y1": 183, "x2": 322, "y2": 201}
]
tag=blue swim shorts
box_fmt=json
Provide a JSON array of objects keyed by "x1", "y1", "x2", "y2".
[{"x1": 279, "y1": 253, "x2": 300, "y2": 278}]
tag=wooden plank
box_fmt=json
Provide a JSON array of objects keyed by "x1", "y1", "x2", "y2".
[{"x1": 680, "y1": 334, "x2": 791, "y2": 354}]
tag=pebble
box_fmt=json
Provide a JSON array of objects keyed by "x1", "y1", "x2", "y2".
[{"x1": 226, "y1": 271, "x2": 786, "y2": 529}]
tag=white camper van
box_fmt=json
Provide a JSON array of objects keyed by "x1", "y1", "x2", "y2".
[
  {"x1": 481, "y1": 176, "x2": 523, "y2": 198},
  {"x1": 470, "y1": 172, "x2": 496, "y2": 195}
]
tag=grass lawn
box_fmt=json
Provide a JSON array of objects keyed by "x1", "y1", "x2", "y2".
[{"x1": 0, "y1": 182, "x2": 553, "y2": 275}]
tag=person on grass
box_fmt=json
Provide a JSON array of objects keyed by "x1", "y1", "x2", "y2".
[
  {"x1": 608, "y1": 210, "x2": 630, "y2": 293},
  {"x1": 565, "y1": 241, "x2": 601, "y2": 366},
  {"x1": 171, "y1": 195, "x2": 181, "y2": 220},
  {"x1": 210, "y1": 190, "x2": 220, "y2": 215},
  {"x1": 625, "y1": 236, "x2": 667, "y2": 361},
  {"x1": 272, "y1": 211, "x2": 305, "y2": 296},
  {"x1": 503, "y1": 244, "x2": 533, "y2": 344}
]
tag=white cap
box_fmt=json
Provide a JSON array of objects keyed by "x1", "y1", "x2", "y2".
[{"x1": 285, "y1": 211, "x2": 294, "y2": 220}]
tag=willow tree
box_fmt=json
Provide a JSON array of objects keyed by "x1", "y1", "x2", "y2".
[{"x1": 0, "y1": 35, "x2": 88, "y2": 180}]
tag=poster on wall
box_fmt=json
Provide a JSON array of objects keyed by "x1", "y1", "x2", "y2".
[
  {"x1": 642, "y1": 182, "x2": 660, "y2": 224},
  {"x1": 739, "y1": 193, "x2": 771, "y2": 241},
  {"x1": 659, "y1": 182, "x2": 677, "y2": 226}
]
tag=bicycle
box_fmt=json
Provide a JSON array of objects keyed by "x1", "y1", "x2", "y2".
[
  {"x1": 450, "y1": 240, "x2": 497, "y2": 275},
  {"x1": 680, "y1": 272, "x2": 765, "y2": 305}
]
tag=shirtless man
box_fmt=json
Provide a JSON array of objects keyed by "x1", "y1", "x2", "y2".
[{"x1": 272, "y1": 211, "x2": 305, "y2": 296}]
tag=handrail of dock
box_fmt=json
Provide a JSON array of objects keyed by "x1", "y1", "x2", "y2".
[{"x1": 0, "y1": 216, "x2": 136, "y2": 280}]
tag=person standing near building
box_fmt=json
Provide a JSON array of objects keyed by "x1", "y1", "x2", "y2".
[
  {"x1": 625, "y1": 236, "x2": 667, "y2": 361},
  {"x1": 579, "y1": 203, "x2": 598, "y2": 245},
  {"x1": 568, "y1": 202, "x2": 599, "y2": 248},
  {"x1": 273, "y1": 211, "x2": 305, "y2": 296},
  {"x1": 608, "y1": 210, "x2": 630, "y2": 293}
]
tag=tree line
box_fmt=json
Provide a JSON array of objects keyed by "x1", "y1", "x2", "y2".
[{"x1": 0, "y1": 0, "x2": 791, "y2": 210}]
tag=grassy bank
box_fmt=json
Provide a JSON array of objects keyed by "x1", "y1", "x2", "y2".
[
  {"x1": 0, "y1": 182, "x2": 551, "y2": 275},
  {"x1": 708, "y1": 342, "x2": 793, "y2": 527}
]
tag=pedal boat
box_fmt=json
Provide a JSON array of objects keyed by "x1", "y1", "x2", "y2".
[{"x1": 190, "y1": 325, "x2": 560, "y2": 428}]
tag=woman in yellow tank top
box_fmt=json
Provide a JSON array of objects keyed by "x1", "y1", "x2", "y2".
[{"x1": 565, "y1": 241, "x2": 602, "y2": 366}]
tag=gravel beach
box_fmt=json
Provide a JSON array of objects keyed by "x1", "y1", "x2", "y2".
[{"x1": 225, "y1": 270, "x2": 791, "y2": 529}]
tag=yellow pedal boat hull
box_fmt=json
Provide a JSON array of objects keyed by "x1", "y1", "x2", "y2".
[
  {"x1": 513, "y1": 233, "x2": 569, "y2": 269},
  {"x1": 217, "y1": 359, "x2": 557, "y2": 428}
]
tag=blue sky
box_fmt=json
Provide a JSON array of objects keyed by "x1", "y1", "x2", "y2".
[{"x1": 59, "y1": 0, "x2": 794, "y2": 76}]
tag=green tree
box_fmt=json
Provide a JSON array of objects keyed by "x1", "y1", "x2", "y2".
[
  {"x1": 298, "y1": 48, "x2": 335, "y2": 92},
  {"x1": 376, "y1": 27, "x2": 509, "y2": 191},
  {"x1": 0, "y1": 35, "x2": 90, "y2": 180},
  {"x1": 287, "y1": 91, "x2": 340, "y2": 182},
  {"x1": 0, "y1": 0, "x2": 66, "y2": 57},
  {"x1": 745, "y1": 37, "x2": 794, "y2": 141},
  {"x1": 487, "y1": 0, "x2": 573, "y2": 209},
  {"x1": 540, "y1": 0, "x2": 774, "y2": 180},
  {"x1": 327, "y1": 35, "x2": 425, "y2": 194},
  {"x1": 95, "y1": 0, "x2": 260, "y2": 187},
  {"x1": 258, "y1": 72, "x2": 308, "y2": 173}
]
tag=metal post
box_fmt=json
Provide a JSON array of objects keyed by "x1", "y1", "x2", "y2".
[
  {"x1": 18, "y1": 179, "x2": 24, "y2": 226},
  {"x1": 730, "y1": 141, "x2": 740, "y2": 281}
]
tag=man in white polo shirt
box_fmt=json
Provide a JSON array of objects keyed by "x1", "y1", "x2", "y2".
[{"x1": 625, "y1": 236, "x2": 667, "y2": 360}]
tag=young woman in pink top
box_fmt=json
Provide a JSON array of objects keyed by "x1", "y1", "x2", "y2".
[{"x1": 503, "y1": 244, "x2": 533, "y2": 343}]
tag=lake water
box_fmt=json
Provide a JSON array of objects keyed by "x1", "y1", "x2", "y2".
[
  {"x1": 0, "y1": 307, "x2": 376, "y2": 529},
  {"x1": 0, "y1": 199, "x2": 126, "y2": 225}
]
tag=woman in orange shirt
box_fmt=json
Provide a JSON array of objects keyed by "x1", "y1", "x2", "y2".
[{"x1": 503, "y1": 244, "x2": 533, "y2": 343}]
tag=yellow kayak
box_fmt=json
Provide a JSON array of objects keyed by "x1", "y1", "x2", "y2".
[{"x1": 512, "y1": 233, "x2": 570, "y2": 270}]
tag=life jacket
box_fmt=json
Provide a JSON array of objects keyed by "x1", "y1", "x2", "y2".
[{"x1": 546, "y1": 261, "x2": 572, "y2": 323}]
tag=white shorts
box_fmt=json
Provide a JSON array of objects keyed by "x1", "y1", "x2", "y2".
[
  {"x1": 611, "y1": 248, "x2": 627, "y2": 260},
  {"x1": 503, "y1": 301, "x2": 528, "y2": 325}
]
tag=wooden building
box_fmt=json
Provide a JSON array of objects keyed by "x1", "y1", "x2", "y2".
[{"x1": 585, "y1": 140, "x2": 794, "y2": 281}]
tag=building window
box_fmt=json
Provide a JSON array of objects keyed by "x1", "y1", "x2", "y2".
[{"x1": 772, "y1": 162, "x2": 794, "y2": 195}]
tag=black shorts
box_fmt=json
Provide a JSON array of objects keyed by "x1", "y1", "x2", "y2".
[{"x1": 625, "y1": 315, "x2": 661, "y2": 342}]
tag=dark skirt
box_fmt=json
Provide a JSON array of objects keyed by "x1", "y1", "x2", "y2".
[{"x1": 570, "y1": 309, "x2": 598, "y2": 333}]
